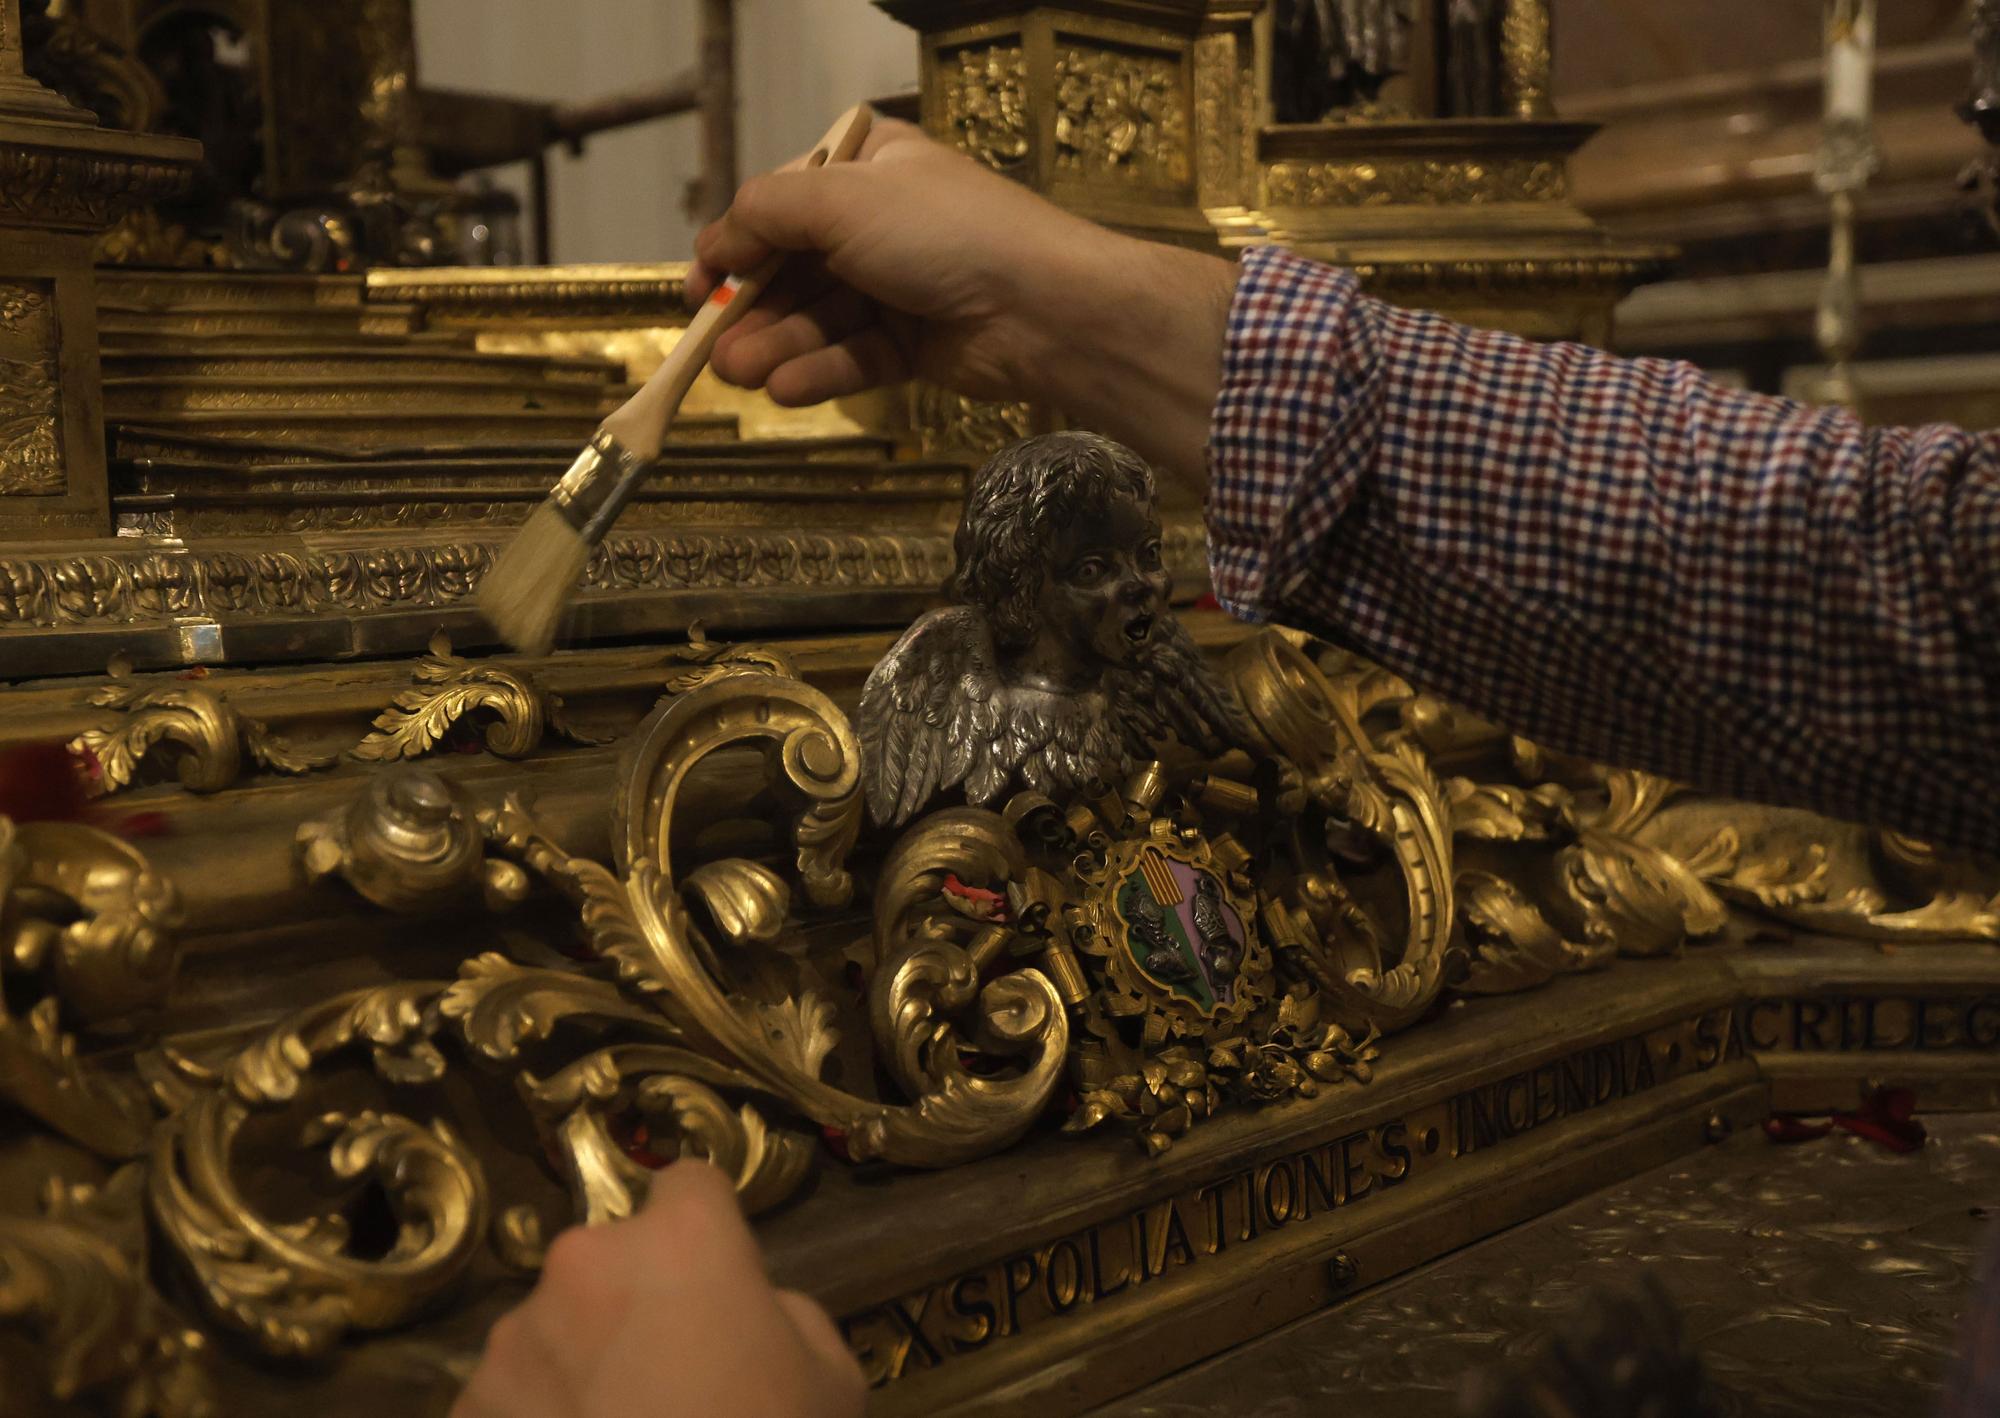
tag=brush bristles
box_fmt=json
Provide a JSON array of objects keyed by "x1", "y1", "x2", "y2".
[{"x1": 480, "y1": 502, "x2": 590, "y2": 656}]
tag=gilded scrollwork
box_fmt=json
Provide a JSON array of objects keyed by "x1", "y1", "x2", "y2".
[
  {"x1": 0, "y1": 816, "x2": 178, "y2": 1158},
  {"x1": 350, "y1": 645, "x2": 608, "y2": 763},
  {"x1": 150, "y1": 1094, "x2": 488, "y2": 1358},
  {"x1": 658, "y1": 621, "x2": 798, "y2": 697},
  {"x1": 1, "y1": 817, "x2": 178, "y2": 1153},
  {"x1": 143, "y1": 979, "x2": 490, "y2": 1358},
  {"x1": 1230, "y1": 632, "x2": 1456, "y2": 1031},
  {"x1": 939, "y1": 43, "x2": 1030, "y2": 171},
  {"x1": 518, "y1": 1046, "x2": 816, "y2": 1224},
  {"x1": 72, "y1": 678, "x2": 335, "y2": 795},
  {"x1": 0, "y1": 1167, "x2": 213, "y2": 1418},
  {"x1": 618, "y1": 671, "x2": 863, "y2": 910},
  {"x1": 1456, "y1": 869, "x2": 1613, "y2": 994}
]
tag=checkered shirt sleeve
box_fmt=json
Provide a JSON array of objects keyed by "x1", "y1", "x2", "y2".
[{"x1": 1206, "y1": 244, "x2": 2000, "y2": 855}]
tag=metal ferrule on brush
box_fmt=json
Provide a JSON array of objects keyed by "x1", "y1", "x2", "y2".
[{"x1": 547, "y1": 431, "x2": 653, "y2": 547}]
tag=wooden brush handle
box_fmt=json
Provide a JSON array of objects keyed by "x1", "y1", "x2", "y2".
[{"x1": 599, "y1": 104, "x2": 874, "y2": 461}]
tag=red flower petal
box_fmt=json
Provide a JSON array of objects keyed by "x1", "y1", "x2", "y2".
[
  {"x1": 1762, "y1": 1115, "x2": 1834, "y2": 1144},
  {"x1": 1833, "y1": 1086, "x2": 1926, "y2": 1153}
]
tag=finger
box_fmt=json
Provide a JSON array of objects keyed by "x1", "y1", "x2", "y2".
[
  {"x1": 631, "y1": 1159, "x2": 764, "y2": 1279},
  {"x1": 690, "y1": 241, "x2": 827, "y2": 332},
  {"x1": 694, "y1": 166, "x2": 864, "y2": 276},
  {"x1": 685, "y1": 260, "x2": 717, "y2": 308},
  {"x1": 691, "y1": 119, "x2": 926, "y2": 305},
  {"x1": 775, "y1": 1288, "x2": 868, "y2": 1412},
  {"x1": 451, "y1": 1310, "x2": 586, "y2": 1418},
  {"x1": 766, "y1": 326, "x2": 909, "y2": 407},
  {"x1": 713, "y1": 285, "x2": 876, "y2": 390}
]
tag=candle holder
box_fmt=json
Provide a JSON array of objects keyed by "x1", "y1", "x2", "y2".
[{"x1": 1812, "y1": 0, "x2": 1877, "y2": 409}]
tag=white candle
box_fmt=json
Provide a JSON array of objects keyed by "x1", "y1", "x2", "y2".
[{"x1": 1824, "y1": 0, "x2": 1876, "y2": 125}]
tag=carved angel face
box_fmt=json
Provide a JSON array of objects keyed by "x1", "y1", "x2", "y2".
[{"x1": 1035, "y1": 492, "x2": 1170, "y2": 672}]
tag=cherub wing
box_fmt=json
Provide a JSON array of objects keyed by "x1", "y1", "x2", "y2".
[
  {"x1": 857, "y1": 607, "x2": 1003, "y2": 828},
  {"x1": 1111, "y1": 614, "x2": 1257, "y2": 758}
]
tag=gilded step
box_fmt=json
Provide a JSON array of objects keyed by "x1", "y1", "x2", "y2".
[
  {"x1": 101, "y1": 344, "x2": 622, "y2": 385},
  {"x1": 103, "y1": 407, "x2": 630, "y2": 448},
  {"x1": 99, "y1": 327, "x2": 478, "y2": 352},
  {"x1": 104, "y1": 412, "x2": 741, "y2": 458},
  {"x1": 96, "y1": 268, "x2": 368, "y2": 311},
  {"x1": 102, "y1": 374, "x2": 622, "y2": 416},
  {"x1": 95, "y1": 302, "x2": 427, "y2": 338}
]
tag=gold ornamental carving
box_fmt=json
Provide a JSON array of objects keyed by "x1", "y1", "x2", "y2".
[
  {"x1": 0, "y1": 530, "x2": 956, "y2": 632},
  {"x1": 1499, "y1": 0, "x2": 1554, "y2": 120},
  {"x1": 349, "y1": 643, "x2": 608, "y2": 763},
  {"x1": 1265, "y1": 156, "x2": 1566, "y2": 207},
  {"x1": 1053, "y1": 44, "x2": 1190, "y2": 187},
  {"x1": 71, "y1": 678, "x2": 335, "y2": 795},
  {"x1": 0, "y1": 141, "x2": 191, "y2": 229},
  {"x1": 0, "y1": 816, "x2": 181, "y2": 1159},
  {"x1": 2, "y1": 615, "x2": 1999, "y2": 1404},
  {"x1": 940, "y1": 43, "x2": 1030, "y2": 172},
  {"x1": 0, "y1": 282, "x2": 60, "y2": 496},
  {"x1": 910, "y1": 383, "x2": 1034, "y2": 459},
  {"x1": 0, "y1": 1167, "x2": 213, "y2": 1418},
  {"x1": 1191, "y1": 29, "x2": 1254, "y2": 208}
]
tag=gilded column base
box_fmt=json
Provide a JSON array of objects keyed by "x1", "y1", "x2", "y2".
[{"x1": 0, "y1": 114, "x2": 196, "y2": 540}]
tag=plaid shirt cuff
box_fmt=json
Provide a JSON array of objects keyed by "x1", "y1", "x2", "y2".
[{"x1": 1206, "y1": 245, "x2": 1374, "y2": 624}]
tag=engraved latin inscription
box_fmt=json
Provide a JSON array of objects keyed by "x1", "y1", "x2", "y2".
[{"x1": 0, "y1": 281, "x2": 63, "y2": 496}]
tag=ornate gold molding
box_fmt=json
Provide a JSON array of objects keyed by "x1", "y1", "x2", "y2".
[
  {"x1": 0, "y1": 529, "x2": 958, "y2": 631},
  {"x1": 0, "y1": 133, "x2": 192, "y2": 231},
  {"x1": 1264, "y1": 156, "x2": 1566, "y2": 207},
  {"x1": 911, "y1": 385, "x2": 1035, "y2": 459}
]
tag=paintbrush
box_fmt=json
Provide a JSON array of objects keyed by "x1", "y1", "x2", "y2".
[{"x1": 480, "y1": 103, "x2": 875, "y2": 656}]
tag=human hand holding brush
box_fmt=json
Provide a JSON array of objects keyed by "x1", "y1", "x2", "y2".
[
  {"x1": 689, "y1": 117, "x2": 1242, "y2": 494},
  {"x1": 480, "y1": 104, "x2": 885, "y2": 655},
  {"x1": 485, "y1": 111, "x2": 1241, "y2": 655}
]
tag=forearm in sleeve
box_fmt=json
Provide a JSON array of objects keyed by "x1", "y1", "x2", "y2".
[{"x1": 1206, "y1": 246, "x2": 2000, "y2": 853}]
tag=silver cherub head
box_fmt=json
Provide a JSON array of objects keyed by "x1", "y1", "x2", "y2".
[{"x1": 858, "y1": 432, "x2": 1251, "y2": 827}]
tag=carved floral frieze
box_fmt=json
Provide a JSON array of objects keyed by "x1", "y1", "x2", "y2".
[
  {"x1": 0, "y1": 530, "x2": 960, "y2": 630},
  {"x1": 1264, "y1": 156, "x2": 1566, "y2": 207}
]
